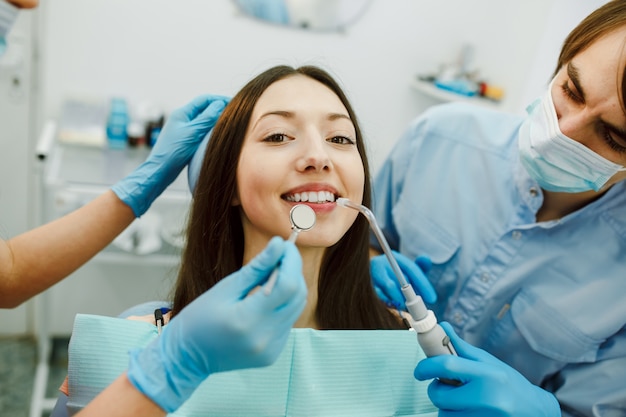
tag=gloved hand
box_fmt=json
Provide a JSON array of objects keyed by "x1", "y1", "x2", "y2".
[
  {"x1": 370, "y1": 251, "x2": 437, "y2": 309},
  {"x1": 127, "y1": 237, "x2": 307, "y2": 412},
  {"x1": 414, "y1": 322, "x2": 561, "y2": 417},
  {"x1": 112, "y1": 94, "x2": 229, "y2": 217}
]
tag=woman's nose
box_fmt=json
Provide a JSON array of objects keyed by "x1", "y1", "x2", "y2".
[{"x1": 296, "y1": 137, "x2": 331, "y2": 172}]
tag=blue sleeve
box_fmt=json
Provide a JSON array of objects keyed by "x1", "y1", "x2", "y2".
[{"x1": 371, "y1": 111, "x2": 431, "y2": 252}]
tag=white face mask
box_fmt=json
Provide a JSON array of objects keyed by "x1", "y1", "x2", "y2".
[
  {"x1": 0, "y1": 1, "x2": 19, "y2": 57},
  {"x1": 518, "y1": 79, "x2": 626, "y2": 193}
]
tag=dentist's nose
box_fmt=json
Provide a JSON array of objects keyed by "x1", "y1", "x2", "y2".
[
  {"x1": 558, "y1": 109, "x2": 596, "y2": 144},
  {"x1": 296, "y1": 136, "x2": 331, "y2": 172},
  {"x1": 552, "y1": 89, "x2": 595, "y2": 143}
]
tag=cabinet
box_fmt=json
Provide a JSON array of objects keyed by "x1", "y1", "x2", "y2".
[{"x1": 30, "y1": 122, "x2": 192, "y2": 416}]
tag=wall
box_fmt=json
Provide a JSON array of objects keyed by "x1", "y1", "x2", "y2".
[
  {"x1": 39, "y1": 0, "x2": 558, "y2": 173},
  {"x1": 0, "y1": 0, "x2": 609, "y2": 335}
]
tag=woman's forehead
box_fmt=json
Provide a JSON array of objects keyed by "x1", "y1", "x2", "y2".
[{"x1": 251, "y1": 75, "x2": 349, "y2": 119}]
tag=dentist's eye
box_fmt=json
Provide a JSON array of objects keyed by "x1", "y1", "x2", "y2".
[
  {"x1": 328, "y1": 136, "x2": 355, "y2": 145},
  {"x1": 561, "y1": 81, "x2": 583, "y2": 104},
  {"x1": 263, "y1": 133, "x2": 289, "y2": 143},
  {"x1": 601, "y1": 125, "x2": 626, "y2": 154}
]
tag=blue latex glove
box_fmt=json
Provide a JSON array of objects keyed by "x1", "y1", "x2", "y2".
[
  {"x1": 127, "y1": 237, "x2": 307, "y2": 412},
  {"x1": 414, "y1": 322, "x2": 561, "y2": 417},
  {"x1": 112, "y1": 94, "x2": 229, "y2": 217},
  {"x1": 370, "y1": 251, "x2": 437, "y2": 309}
]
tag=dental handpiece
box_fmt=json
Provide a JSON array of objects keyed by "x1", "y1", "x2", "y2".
[{"x1": 336, "y1": 198, "x2": 461, "y2": 384}]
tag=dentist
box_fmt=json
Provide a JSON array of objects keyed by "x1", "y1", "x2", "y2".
[
  {"x1": 371, "y1": 1, "x2": 626, "y2": 416},
  {"x1": 1, "y1": 2, "x2": 307, "y2": 417}
]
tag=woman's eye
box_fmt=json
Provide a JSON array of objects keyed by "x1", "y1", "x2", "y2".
[
  {"x1": 561, "y1": 81, "x2": 583, "y2": 103},
  {"x1": 263, "y1": 133, "x2": 288, "y2": 143},
  {"x1": 328, "y1": 136, "x2": 355, "y2": 145}
]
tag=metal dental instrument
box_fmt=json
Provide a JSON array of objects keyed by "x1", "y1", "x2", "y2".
[
  {"x1": 336, "y1": 198, "x2": 461, "y2": 385},
  {"x1": 264, "y1": 204, "x2": 316, "y2": 295}
]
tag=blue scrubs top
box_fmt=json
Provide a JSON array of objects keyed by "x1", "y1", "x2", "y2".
[{"x1": 372, "y1": 102, "x2": 626, "y2": 417}]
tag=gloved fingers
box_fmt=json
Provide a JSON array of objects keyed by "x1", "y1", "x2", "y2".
[
  {"x1": 415, "y1": 255, "x2": 433, "y2": 273},
  {"x1": 192, "y1": 100, "x2": 227, "y2": 128},
  {"x1": 414, "y1": 354, "x2": 466, "y2": 382},
  {"x1": 178, "y1": 94, "x2": 231, "y2": 121},
  {"x1": 249, "y1": 242, "x2": 306, "y2": 311},
  {"x1": 393, "y1": 251, "x2": 437, "y2": 304},
  {"x1": 269, "y1": 242, "x2": 306, "y2": 305},
  {"x1": 439, "y1": 322, "x2": 495, "y2": 363},
  {"x1": 416, "y1": 349, "x2": 505, "y2": 387},
  {"x1": 426, "y1": 378, "x2": 476, "y2": 413},
  {"x1": 217, "y1": 237, "x2": 287, "y2": 297},
  {"x1": 370, "y1": 256, "x2": 405, "y2": 309}
]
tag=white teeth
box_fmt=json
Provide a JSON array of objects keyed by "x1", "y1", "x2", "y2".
[{"x1": 285, "y1": 191, "x2": 336, "y2": 203}]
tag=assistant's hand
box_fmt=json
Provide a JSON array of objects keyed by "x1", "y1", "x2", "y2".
[
  {"x1": 127, "y1": 237, "x2": 307, "y2": 412},
  {"x1": 112, "y1": 94, "x2": 229, "y2": 217},
  {"x1": 414, "y1": 322, "x2": 560, "y2": 417},
  {"x1": 370, "y1": 251, "x2": 436, "y2": 309}
]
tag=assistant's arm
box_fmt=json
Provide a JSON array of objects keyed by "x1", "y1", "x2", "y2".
[
  {"x1": 75, "y1": 373, "x2": 165, "y2": 417},
  {"x1": 0, "y1": 95, "x2": 228, "y2": 309},
  {"x1": 0, "y1": 191, "x2": 134, "y2": 308}
]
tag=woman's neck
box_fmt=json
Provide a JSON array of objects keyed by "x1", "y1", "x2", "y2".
[
  {"x1": 292, "y1": 246, "x2": 323, "y2": 329},
  {"x1": 536, "y1": 187, "x2": 608, "y2": 222}
]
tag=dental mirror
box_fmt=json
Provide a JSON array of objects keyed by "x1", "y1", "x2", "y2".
[
  {"x1": 264, "y1": 204, "x2": 316, "y2": 294},
  {"x1": 288, "y1": 204, "x2": 316, "y2": 241}
]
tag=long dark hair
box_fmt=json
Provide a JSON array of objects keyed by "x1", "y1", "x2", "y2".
[{"x1": 171, "y1": 65, "x2": 404, "y2": 330}]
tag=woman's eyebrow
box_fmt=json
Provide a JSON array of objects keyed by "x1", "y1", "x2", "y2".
[
  {"x1": 328, "y1": 113, "x2": 352, "y2": 122},
  {"x1": 251, "y1": 111, "x2": 293, "y2": 130},
  {"x1": 253, "y1": 110, "x2": 351, "y2": 128}
]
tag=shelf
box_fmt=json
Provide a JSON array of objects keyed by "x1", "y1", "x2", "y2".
[{"x1": 411, "y1": 79, "x2": 499, "y2": 108}]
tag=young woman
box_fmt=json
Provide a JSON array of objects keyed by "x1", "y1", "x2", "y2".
[{"x1": 174, "y1": 64, "x2": 406, "y2": 331}]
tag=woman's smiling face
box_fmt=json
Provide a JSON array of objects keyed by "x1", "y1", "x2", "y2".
[{"x1": 235, "y1": 74, "x2": 364, "y2": 253}]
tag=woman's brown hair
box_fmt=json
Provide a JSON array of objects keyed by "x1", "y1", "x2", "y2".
[{"x1": 171, "y1": 65, "x2": 405, "y2": 330}]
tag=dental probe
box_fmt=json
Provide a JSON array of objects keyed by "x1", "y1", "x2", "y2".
[
  {"x1": 264, "y1": 204, "x2": 316, "y2": 295},
  {"x1": 336, "y1": 198, "x2": 461, "y2": 384}
]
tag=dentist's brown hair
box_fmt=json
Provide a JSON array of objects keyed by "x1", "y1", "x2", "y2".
[{"x1": 554, "y1": 0, "x2": 626, "y2": 113}]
